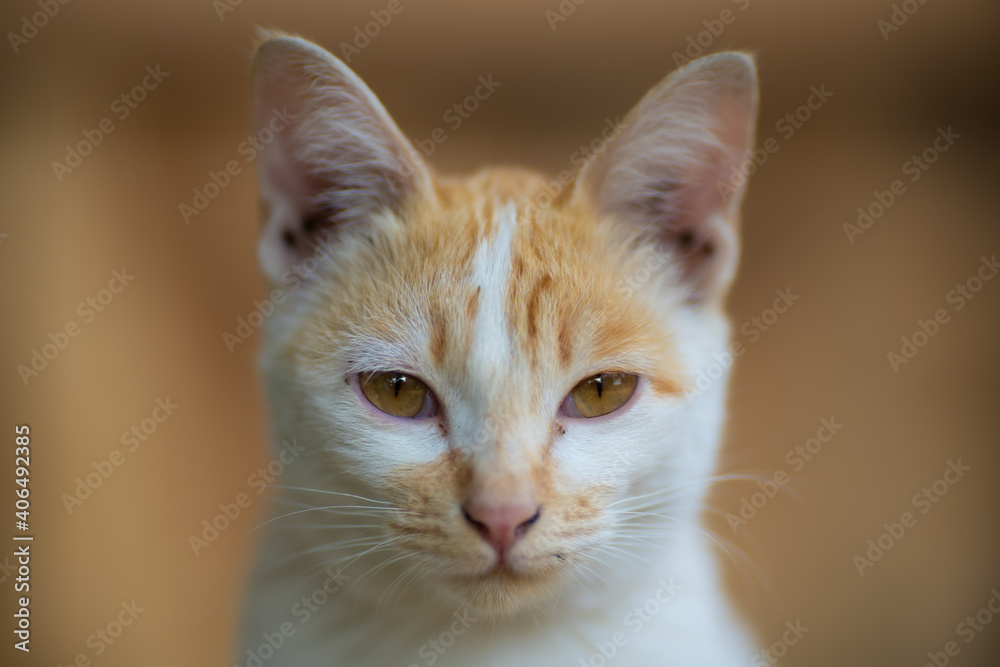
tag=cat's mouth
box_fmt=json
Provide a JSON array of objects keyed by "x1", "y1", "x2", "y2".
[
  {"x1": 446, "y1": 563, "x2": 565, "y2": 616},
  {"x1": 481, "y1": 561, "x2": 535, "y2": 578},
  {"x1": 464, "y1": 542, "x2": 568, "y2": 580},
  {"x1": 453, "y1": 555, "x2": 550, "y2": 582}
]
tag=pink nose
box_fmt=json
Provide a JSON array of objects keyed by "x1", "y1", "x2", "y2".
[{"x1": 462, "y1": 497, "x2": 541, "y2": 560}]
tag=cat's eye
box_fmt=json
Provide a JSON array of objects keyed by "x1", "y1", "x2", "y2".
[
  {"x1": 360, "y1": 371, "x2": 438, "y2": 419},
  {"x1": 562, "y1": 372, "x2": 638, "y2": 418}
]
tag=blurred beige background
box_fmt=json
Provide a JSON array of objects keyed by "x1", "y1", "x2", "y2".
[{"x1": 1, "y1": 0, "x2": 999, "y2": 665}]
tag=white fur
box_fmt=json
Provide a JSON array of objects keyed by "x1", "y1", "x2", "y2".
[{"x1": 467, "y1": 203, "x2": 518, "y2": 389}]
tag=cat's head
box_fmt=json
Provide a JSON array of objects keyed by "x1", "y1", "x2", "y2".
[{"x1": 250, "y1": 33, "x2": 757, "y2": 617}]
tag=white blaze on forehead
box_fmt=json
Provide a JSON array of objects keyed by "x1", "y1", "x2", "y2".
[{"x1": 468, "y1": 203, "x2": 518, "y2": 393}]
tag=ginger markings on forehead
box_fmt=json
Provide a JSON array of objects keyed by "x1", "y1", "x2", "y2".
[{"x1": 294, "y1": 168, "x2": 687, "y2": 400}]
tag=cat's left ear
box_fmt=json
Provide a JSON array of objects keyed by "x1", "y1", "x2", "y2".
[
  {"x1": 250, "y1": 31, "x2": 433, "y2": 283},
  {"x1": 574, "y1": 52, "x2": 758, "y2": 303}
]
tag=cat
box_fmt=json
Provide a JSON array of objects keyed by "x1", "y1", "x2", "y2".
[{"x1": 238, "y1": 30, "x2": 759, "y2": 667}]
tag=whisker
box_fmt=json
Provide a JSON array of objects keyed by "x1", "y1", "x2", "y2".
[
  {"x1": 244, "y1": 505, "x2": 398, "y2": 537},
  {"x1": 379, "y1": 560, "x2": 424, "y2": 613},
  {"x1": 354, "y1": 551, "x2": 415, "y2": 597},
  {"x1": 610, "y1": 471, "x2": 785, "y2": 513},
  {"x1": 298, "y1": 535, "x2": 403, "y2": 580},
  {"x1": 573, "y1": 558, "x2": 610, "y2": 588},
  {"x1": 290, "y1": 535, "x2": 393, "y2": 561},
  {"x1": 270, "y1": 485, "x2": 392, "y2": 505}
]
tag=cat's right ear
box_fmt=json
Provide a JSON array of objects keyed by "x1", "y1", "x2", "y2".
[
  {"x1": 573, "y1": 53, "x2": 758, "y2": 304},
  {"x1": 251, "y1": 31, "x2": 432, "y2": 283}
]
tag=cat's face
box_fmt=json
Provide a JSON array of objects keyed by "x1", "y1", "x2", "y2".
[
  {"x1": 279, "y1": 180, "x2": 713, "y2": 615},
  {"x1": 251, "y1": 33, "x2": 757, "y2": 617}
]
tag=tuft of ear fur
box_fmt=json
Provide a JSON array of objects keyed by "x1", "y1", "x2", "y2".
[
  {"x1": 251, "y1": 30, "x2": 432, "y2": 282},
  {"x1": 574, "y1": 52, "x2": 758, "y2": 303}
]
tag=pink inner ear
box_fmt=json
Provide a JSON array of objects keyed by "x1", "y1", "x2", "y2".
[
  {"x1": 256, "y1": 126, "x2": 337, "y2": 259},
  {"x1": 658, "y1": 148, "x2": 743, "y2": 295},
  {"x1": 250, "y1": 36, "x2": 432, "y2": 283},
  {"x1": 575, "y1": 54, "x2": 757, "y2": 301}
]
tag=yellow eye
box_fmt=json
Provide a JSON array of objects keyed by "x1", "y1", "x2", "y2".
[
  {"x1": 565, "y1": 372, "x2": 638, "y2": 418},
  {"x1": 360, "y1": 372, "x2": 437, "y2": 419}
]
